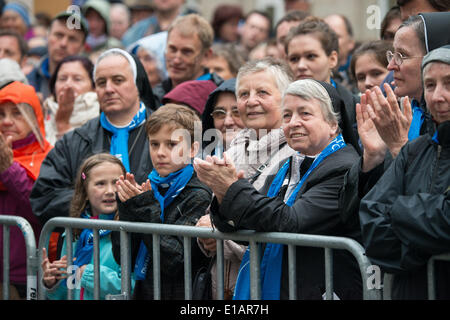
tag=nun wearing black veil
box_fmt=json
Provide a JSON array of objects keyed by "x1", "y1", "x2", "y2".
[{"x1": 30, "y1": 48, "x2": 156, "y2": 225}]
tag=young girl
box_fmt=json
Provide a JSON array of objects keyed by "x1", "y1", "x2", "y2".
[
  {"x1": 41, "y1": 153, "x2": 134, "y2": 300},
  {"x1": 350, "y1": 40, "x2": 393, "y2": 94}
]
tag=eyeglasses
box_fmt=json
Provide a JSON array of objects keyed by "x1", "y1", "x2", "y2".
[
  {"x1": 210, "y1": 108, "x2": 241, "y2": 120},
  {"x1": 386, "y1": 50, "x2": 423, "y2": 66}
]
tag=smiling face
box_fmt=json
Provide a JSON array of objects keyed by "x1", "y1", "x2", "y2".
[
  {"x1": 423, "y1": 62, "x2": 450, "y2": 125},
  {"x1": 212, "y1": 91, "x2": 244, "y2": 145},
  {"x1": 354, "y1": 53, "x2": 390, "y2": 93},
  {"x1": 0, "y1": 101, "x2": 32, "y2": 142},
  {"x1": 282, "y1": 94, "x2": 337, "y2": 156},
  {"x1": 165, "y1": 28, "x2": 208, "y2": 88},
  {"x1": 86, "y1": 162, "x2": 123, "y2": 216},
  {"x1": 149, "y1": 124, "x2": 198, "y2": 177},
  {"x1": 237, "y1": 70, "x2": 283, "y2": 132},
  {"x1": 287, "y1": 34, "x2": 338, "y2": 83}
]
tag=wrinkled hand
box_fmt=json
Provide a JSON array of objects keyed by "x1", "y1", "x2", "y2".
[
  {"x1": 55, "y1": 86, "x2": 76, "y2": 135},
  {"x1": 366, "y1": 84, "x2": 412, "y2": 158},
  {"x1": 41, "y1": 247, "x2": 68, "y2": 289},
  {"x1": 0, "y1": 133, "x2": 13, "y2": 173},
  {"x1": 356, "y1": 92, "x2": 388, "y2": 172},
  {"x1": 116, "y1": 173, "x2": 145, "y2": 202},
  {"x1": 193, "y1": 152, "x2": 244, "y2": 203},
  {"x1": 196, "y1": 214, "x2": 217, "y2": 253}
]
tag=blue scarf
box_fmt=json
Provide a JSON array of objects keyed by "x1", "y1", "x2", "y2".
[
  {"x1": 408, "y1": 99, "x2": 424, "y2": 141},
  {"x1": 63, "y1": 211, "x2": 115, "y2": 288},
  {"x1": 100, "y1": 102, "x2": 146, "y2": 172},
  {"x1": 432, "y1": 130, "x2": 439, "y2": 144},
  {"x1": 233, "y1": 134, "x2": 347, "y2": 300},
  {"x1": 133, "y1": 164, "x2": 194, "y2": 280},
  {"x1": 330, "y1": 78, "x2": 337, "y2": 89}
]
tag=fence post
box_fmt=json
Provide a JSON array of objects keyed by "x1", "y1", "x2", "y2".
[{"x1": 0, "y1": 215, "x2": 37, "y2": 300}]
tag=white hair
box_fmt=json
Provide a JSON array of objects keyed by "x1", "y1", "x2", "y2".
[
  {"x1": 283, "y1": 79, "x2": 340, "y2": 125},
  {"x1": 236, "y1": 57, "x2": 293, "y2": 97}
]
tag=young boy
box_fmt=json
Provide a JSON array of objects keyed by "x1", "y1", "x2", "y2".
[{"x1": 113, "y1": 104, "x2": 212, "y2": 300}]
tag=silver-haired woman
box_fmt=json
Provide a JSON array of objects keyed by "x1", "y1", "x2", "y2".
[{"x1": 194, "y1": 79, "x2": 362, "y2": 300}]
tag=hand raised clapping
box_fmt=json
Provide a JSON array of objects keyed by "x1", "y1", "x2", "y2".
[
  {"x1": 0, "y1": 132, "x2": 13, "y2": 174},
  {"x1": 116, "y1": 172, "x2": 151, "y2": 202}
]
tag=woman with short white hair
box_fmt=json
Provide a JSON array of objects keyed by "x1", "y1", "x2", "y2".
[
  {"x1": 194, "y1": 78, "x2": 363, "y2": 300},
  {"x1": 195, "y1": 57, "x2": 296, "y2": 299}
]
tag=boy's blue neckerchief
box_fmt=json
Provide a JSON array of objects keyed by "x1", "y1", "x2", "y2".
[
  {"x1": 233, "y1": 134, "x2": 346, "y2": 300},
  {"x1": 432, "y1": 130, "x2": 439, "y2": 144},
  {"x1": 133, "y1": 164, "x2": 194, "y2": 280},
  {"x1": 100, "y1": 102, "x2": 146, "y2": 172},
  {"x1": 330, "y1": 78, "x2": 337, "y2": 89},
  {"x1": 408, "y1": 99, "x2": 424, "y2": 141}
]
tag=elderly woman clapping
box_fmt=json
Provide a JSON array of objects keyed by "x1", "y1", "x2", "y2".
[
  {"x1": 194, "y1": 79, "x2": 362, "y2": 300},
  {"x1": 195, "y1": 58, "x2": 296, "y2": 299}
]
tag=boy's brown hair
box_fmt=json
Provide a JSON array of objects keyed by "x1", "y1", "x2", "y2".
[{"x1": 146, "y1": 103, "x2": 201, "y2": 144}]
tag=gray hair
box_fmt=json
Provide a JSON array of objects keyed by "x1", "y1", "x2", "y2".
[
  {"x1": 283, "y1": 79, "x2": 340, "y2": 126},
  {"x1": 93, "y1": 48, "x2": 137, "y2": 82},
  {"x1": 236, "y1": 57, "x2": 293, "y2": 96}
]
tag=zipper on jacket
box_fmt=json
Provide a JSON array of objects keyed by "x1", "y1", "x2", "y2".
[{"x1": 429, "y1": 145, "x2": 442, "y2": 193}]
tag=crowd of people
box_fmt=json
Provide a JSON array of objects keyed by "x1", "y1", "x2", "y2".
[{"x1": 0, "y1": 0, "x2": 449, "y2": 300}]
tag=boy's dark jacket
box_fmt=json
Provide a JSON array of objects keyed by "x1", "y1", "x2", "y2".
[{"x1": 111, "y1": 174, "x2": 212, "y2": 300}]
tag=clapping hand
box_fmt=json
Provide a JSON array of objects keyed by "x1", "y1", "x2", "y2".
[
  {"x1": 193, "y1": 152, "x2": 245, "y2": 203},
  {"x1": 116, "y1": 172, "x2": 150, "y2": 202},
  {"x1": 365, "y1": 84, "x2": 412, "y2": 158},
  {"x1": 356, "y1": 91, "x2": 388, "y2": 172},
  {"x1": 0, "y1": 132, "x2": 13, "y2": 173}
]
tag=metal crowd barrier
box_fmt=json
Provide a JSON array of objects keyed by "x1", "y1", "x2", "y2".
[
  {"x1": 0, "y1": 215, "x2": 38, "y2": 300},
  {"x1": 383, "y1": 253, "x2": 450, "y2": 300},
  {"x1": 38, "y1": 217, "x2": 382, "y2": 300}
]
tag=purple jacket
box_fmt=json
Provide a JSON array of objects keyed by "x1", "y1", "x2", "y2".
[{"x1": 0, "y1": 161, "x2": 42, "y2": 284}]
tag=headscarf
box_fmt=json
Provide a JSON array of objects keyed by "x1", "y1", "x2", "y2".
[
  {"x1": 419, "y1": 12, "x2": 450, "y2": 54},
  {"x1": 316, "y1": 80, "x2": 362, "y2": 155},
  {"x1": 94, "y1": 48, "x2": 157, "y2": 112},
  {"x1": 0, "y1": 81, "x2": 53, "y2": 181},
  {"x1": 162, "y1": 80, "x2": 218, "y2": 115}
]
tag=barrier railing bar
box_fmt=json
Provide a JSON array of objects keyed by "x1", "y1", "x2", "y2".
[
  {"x1": 120, "y1": 230, "x2": 131, "y2": 299},
  {"x1": 288, "y1": 244, "x2": 297, "y2": 300},
  {"x1": 93, "y1": 229, "x2": 100, "y2": 300},
  {"x1": 3, "y1": 225, "x2": 9, "y2": 300},
  {"x1": 38, "y1": 218, "x2": 382, "y2": 300},
  {"x1": 152, "y1": 234, "x2": 161, "y2": 300},
  {"x1": 0, "y1": 216, "x2": 37, "y2": 300},
  {"x1": 65, "y1": 227, "x2": 73, "y2": 300},
  {"x1": 249, "y1": 240, "x2": 261, "y2": 300},
  {"x1": 216, "y1": 239, "x2": 224, "y2": 300},
  {"x1": 184, "y1": 236, "x2": 192, "y2": 300},
  {"x1": 427, "y1": 253, "x2": 450, "y2": 300},
  {"x1": 324, "y1": 248, "x2": 333, "y2": 300}
]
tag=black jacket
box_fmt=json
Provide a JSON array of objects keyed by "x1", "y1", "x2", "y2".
[
  {"x1": 30, "y1": 112, "x2": 153, "y2": 225},
  {"x1": 339, "y1": 98, "x2": 436, "y2": 229},
  {"x1": 111, "y1": 174, "x2": 212, "y2": 300},
  {"x1": 359, "y1": 122, "x2": 450, "y2": 299},
  {"x1": 210, "y1": 145, "x2": 363, "y2": 299}
]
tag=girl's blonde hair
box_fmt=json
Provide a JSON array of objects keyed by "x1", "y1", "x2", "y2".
[{"x1": 70, "y1": 153, "x2": 126, "y2": 237}]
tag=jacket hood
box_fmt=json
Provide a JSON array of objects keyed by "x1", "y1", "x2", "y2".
[
  {"x1": 0, "y1": 81, "x2": 53, "y2": 180},
  {"x1": 82, "y1": 0, "x2": 111, "y2": 34},
  {"x1": 0, "y1": 81, "x2": 45, "y2": 138},
  {"x1": 419, "y1": 12, "x2": 450, "y2": 53},
  {"x1": 201, "y1": 78, "x2": 237, "y2": 134},
  {"x1": 162, "y1": 80, "x2": 218, "y2": 115}
]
